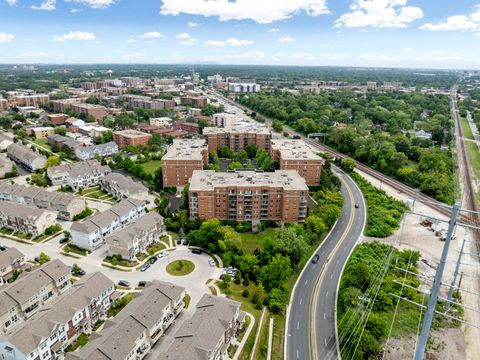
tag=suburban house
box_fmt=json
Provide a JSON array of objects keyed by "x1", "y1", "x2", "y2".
[
  {"x1": 66, "y1": 281, "x2": 186, "y2": 360},
  {"x1": 0, "y1": 182, "x2": 86, "y2": 220},
  {"x1": 0, "y1": 259, "x2": 71, "y2": 335},
  {"x1": 47, "y1": 160, "x2": 111, "y2": 190},
  {"x1": 0, "y1": 247, "x2": 26, "y2": 285},
  {"x1": 0, "y1": 155, "x2": 14, "y2": 178},
  {"x1": 0, "y1": 272, "x2": 114, "y2": 360},
  {"x1": 156, "y1": 294, "x2": 244, "y2": 360},
  {"x1": 99, "y1": 172, "x2": 149, "y2": 202},
  {"x1": 6, "y1": 143, "x2": 47, "y2": 172},
  {"x1": 75, "y1": 142, "x2": 119, "y2": 160},
  {"x1": 70, "y1": 198, "x2": 146, "y2": 250},
  {"x1": 105, "y1": 212, "x2": 166, "y2": 260},
  {"x1": 0, "y1": 132, "x2": 14, "y2": 151},
  {"x1": 0, "y1": 202, "x2": 57, "y2": 236}
]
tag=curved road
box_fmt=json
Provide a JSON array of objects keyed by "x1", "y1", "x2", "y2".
[{"x1": 285, "y1": 168, "x2": 366, "y2": 360}]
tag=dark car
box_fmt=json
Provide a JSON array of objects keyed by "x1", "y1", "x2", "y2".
[
  {"x1": 138, "y1": 281, "x2": 147, "y2": 287},
  {"x1": 191, "y1": 249, "x2": 202, "y2": 254},
  {"x1": 354, "y1": 203, "x2": 359, "y2": 208},
  {"x1": 118, "y1": 280, "x2": 131, "y2": 287},
  {"x1": 293, "y1": 135, "x2": 301, "y2": 139},
  {"x1": 177, "y1": 239, "x2": 182, "y2": 245},
  {"x1": 59, "y1": 237, "x2": 69, "y2": 244},
  {"x1": 76, "y1": 269, "x2": 86, "y2": 276},
  {"x1": 149, "y1": 256, "x2": 158, "y2": 264},
  {"x1": 311, "y1": 254, "x2": 320, "y2": 264},
  {"x1": 0, "y1": 245, "x2": 7, "y2": 251}
]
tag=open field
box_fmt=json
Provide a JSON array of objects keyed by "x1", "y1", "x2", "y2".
[{"x1": 140, "y1": 160, "x2": 162, "y2": 175}]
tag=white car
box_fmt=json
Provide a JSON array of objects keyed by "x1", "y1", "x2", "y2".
[
  {"x1": 208, "y1": 259, "x2": 215, "y2": 267},
  {"x1": 159, "y1": 251, "x2": 169, "y2": 258}
]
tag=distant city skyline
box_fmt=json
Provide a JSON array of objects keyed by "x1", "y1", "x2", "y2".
[{"x1": 0, "y1": 0, "x2": 480, "y2": 69}]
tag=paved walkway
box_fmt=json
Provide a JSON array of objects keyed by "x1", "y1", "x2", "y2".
[
  {"x1": 249, "y1": 307, "x2": 267, "y2": 360},
  {"x1": 233, "y1": 312, "x2": 256, "y2": 360}
]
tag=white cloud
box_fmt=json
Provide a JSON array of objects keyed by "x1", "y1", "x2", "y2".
[
  {"x1": 65, "y1": 0, "x2": 116, "y2": 8},
  {"x1": 176, "y1": 32, "x2": 191, "y2": 39},
  {"x1": 138, "y1": 31, "x2": 163, "y2": 39},
  {"x1": 19, "y1": 50, "x2": 48, "y2": 57},
  {"x1": 403, "y1": 47, "x2": 412, "y2": 52},
  {"x1": 127, "y1": 38, "x2": 136, "y2": 43},
  {"x1": 270, "y1": 28, "x2": 280, "y2": 32},
  {"x1": 52, "y1": 31, "x2": 96, "y2": 41},
  {"x1": 278, "y1": 36, "x2": 295, "y2": 43},
  {"x1": 429, "y1": 50, "x2": 447, "y2": 55},
  {"x1": 0, "y1": 32, "x2": 14, "y2": 42},
  {"x1": 31, "y1": 0, "x2": 56, "y2": 11},
  {"x1": 420, "y1": 15, "x2": 479, "y2": 31},
  {"x1": 70, "y1": 8, "x2": 80, "y2": 13},
  {"x1": 177, "y1": 39, "x2": 198, "y2": 46},
  {"x1": 6, "y1": 0, "x2": 17, "y2": 6},
  {"x1": 335, "y1": 0, "x2": 423, "y2": 28},
  {"x1": 160, "y1": 0, "x2": 329, "y2": 24},
  {"x1": 226, "y1": 38, "x2": 254, "y2": 46},
  {"x1": 187, "y1": 22, "x2": 199, "y2": 27},
  {"x1": 205, "y1": 40, "x2": 225, "y2": 47}
]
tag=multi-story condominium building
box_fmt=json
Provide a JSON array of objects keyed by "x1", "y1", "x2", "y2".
[
  {"x1": 51, "y1": 99, "x2": 107, "y2": 122},
  {"x1": 207, "y1": 74, "x2": 223, "y2": 84},
  {"x1": 66, "y1": 281, "x2": 185, "y2": 360},
  {"x1": 228, "y1": 83, "x2": 261, "y2": 93},
  {"x1": 203, "y1": 126, "x2": 271, "y2": 153},
  {"x1": 70, "y1": 198, "x2": 146, "y2": 250},
  {"x1": 47, "y1": 134, "x2": 84, "y2": 152},
  {"x1": 189, "y1": 170, "x2": 309, "y2": 224},
  {"x1": 27, "y1": 127, "x2": 54, "y2": 139},
  {"x1": 270, "y1": 139, "x2": 325, "y2": 185},
  {"x1": 80, "y1": 81, "x2": 103, "y2": 91},
  {"x1": 0, "y1": 272, "x2": 114, "y2": 360},
  {"x1": 99, "y1": 172, "x2": 149, "y2": 202},
  {"x1": 0, "y1": 155, "x2": 14, "y2": 178},
  {"x1": 155, "y1": 294, "x2": 244, "y2": 360},
  {"x1": 44, "y1": 113, "x2": 69, "y2": 125},
  {"x1": 0, "y1": 202, "x2": 57, "y2": 236},
  {"x1": 161, "y1": 139, "x2": 208, "y2": 187},
  {"x1": 181, "y1": 96, "x2": 208, "y2": 108},
  {"x1": 75, "y1": 141, "x2": 119, "y2": 160},
  {"x1": 0, "y1": 247, "x2": 26, "y2": 285},
  {"x1": 212, "y1": 113, "x2": 237, "y2": 128},
  {"x1": 123, "y1": 95, "x2": 175, "y2": 110},
  {"x1": 0, "y1": 98, "x2": 8, "y2": 111},
  {"x1": 14, "y1": 94, "x2": 49, "y2": 107},
  {"x1": 150, "y1": 117, "x2": 172, "y2": 127},
  {"x1": 0, "y1": 259, "x2": 71, "y2": 335},
  {"x1": 112, "y1": 129, "x2": 152, "y2": 148},
  {"x1": 7, "y1": 143, "x2": 47, "y2": 171},
  {"x1": 173, "y1": 121, "x2": 199, "y2": 134},
  {"x1": 106, "y1": 212, "x2": 166, "y2": 260},
  {"x1": 0, "y1": 182, "x2": 86, "y2": 220},
  {"x1": 47, "y1": 159, "x2": 111, "y2": 190}
]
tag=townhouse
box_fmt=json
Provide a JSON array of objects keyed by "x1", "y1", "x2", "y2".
[
  {"x1": 270, "y1": 139, "x2": 325, "y2": 185},
  {"x1": 161, "y1": 139, "x2": 209, "y2": 187},
  {"x1": 189, "y1": 170, "x2": 309, "y2": 225},
  {"x1": 74, "y1": 141, "x2": 119, "y2": 160},
  {"x1": 0, "y1": 272, "x2": 114, "y2": 360},
  {"x1": 0, "y1": 132, "x2": 14, "y2": 151},
  {"x1": 47, "y1": 160, "x2": 111, "y2": 190},
  {"x1": 156, "y1": 294, "x2": 244, "y2": 360},
  {"x1": 0, "y1": 182, "x2": 86, "y2": 220},
  {"x1": 0, "y1": 259, "x2": 71, "y2": 335},
  {"x1": 203, "y1": 126, "x2": 271, "y2": 153},
  {"x1": 105, "y1": 212, "x2": 166, "y2": 261},
  {"x1": 47, "y1": 134, "x2": 84, "y2": 152},
  {"x1": 66, "y1": 281, "x2": 185, "y2": 360},
  {"x1": 70, "y1": 198, "x2": 146, "y2": 250},
  {"x1": 0, "y1": 155, "x2": 14, "y2": 178},
  {"x1": 6, "y1": 143, "x2": 47, "y2": 172},
  {"x1": 0, "y1": 202, "x2": 57, "y2": 236},
  {"x1": 99, "y1": 172, "x2": 149, "y2": 202},
  {"x1": 0, "y1": 247, "x2": 26, "y2": 285}
]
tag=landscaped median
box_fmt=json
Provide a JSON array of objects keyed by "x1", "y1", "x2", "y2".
[{"x1": 166, "y1": 259, "x2": 195, "y2": 276}]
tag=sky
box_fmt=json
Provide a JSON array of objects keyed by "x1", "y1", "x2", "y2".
[{"x1": 0, "y1": 0, "x2": 480, "y2": 69}]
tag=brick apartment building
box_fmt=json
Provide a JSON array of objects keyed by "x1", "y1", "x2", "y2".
[
  {"x1": 14, "y1": 94, "x2": 49, "y2": 107},
  {"x1": 189, "y1": 169, "x2": 308, "y2": 224},
  {"x1": 173, "y1": 121, "x2": 199, "y2": 134},
  {"x1": 270, "y1": 139, "x2": 325, "y2": 185},
  {"x1": 181, "y1": 96, "x2": 208, "y2": 108},
  {"x1": 112, "y1": 129, "x2": 152, "y2": 148},
  {"x1": 203, "y1": 126, "x2": 271, "y2": 153},
  {"x1": 212, "y1": 112, "x2": 237, "y2": 127},
  {"x1": 44, "y1": 113, "x2": 69, "y2": 125},
  {"x1": 162, "y1": 139, "x2": 208, "y2": 187},
  {"x1": 51, "y1": 100, "x2": 107, "y2": 122}
]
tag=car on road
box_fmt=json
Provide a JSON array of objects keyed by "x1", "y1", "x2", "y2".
[
  {"x1": 208, "y1": 259, "x2": 215, "y2": 267},
  {"x1": 0, "y1": 245, "x2": 7, "y2": 251},
  {"x1": 354, "y1": 203, "x2": 359, "y2": 208},
  {"x1": 293, "y1": 135, "x2": 301, "y2": 139},
  {"x1": 59, "y1": 237, "x2": 69, "y2": 244},
  {"x1": 149, "y1": 256, "x2": 158, "y2": 264},
  {"x1": 191, "y1": 249, "x2": 202, "y2": 254},
  {"x1": 140, "y1": 263, "x2": 150, "y2": 272},
  {"x1": 312, "y1": 254, "x2": 320, "y2": 264},
  {"x1": 118, "y1": 280, "x2": 131, "y2": 287},
  {"x1": 177, "y1": 239, "x2": 182, "y2": 245},
  {"x1": 159, "y1": 251, "x2": 169, "y2": 258},
  {"x1": 138, "y1": 281, "x2": 147, "y2": 287}
]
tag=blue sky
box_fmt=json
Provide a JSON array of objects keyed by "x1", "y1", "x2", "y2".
[{"x1": 0, "y1": 0, "x2": 479, "y2": 69}]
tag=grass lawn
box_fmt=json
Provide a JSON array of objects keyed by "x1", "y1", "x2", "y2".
[
  {"x1": 0, "y1": 227, "x2": 13, "y2": 235},
  {"x1": 64, "y1": 333, "x2": 90, "y2": 353},
  {"x1": 460, "y1": 117, "x2": 475, "y2": 141},
  {"x1": 239, "y1": 228, "x2": 277, "y2": 255},
  {"x1": 466, "y1": 140, "x2": 480, "y2": 180},
  {"x1": 146, "y1": 241, "x2": 166, "y2": 254},
  {"x1": 13, "y1": 231, "x2": 32, "y2": 240},
  {"x1": 166, "y1": 260, "x2": 195, "y2": 276},
  {"x1": 63, "y1": 244, "x2": 90, "y2": 256},
  {"x1": 104, "y1": 256, "x2": 138, "y2": 268},
  {"x1": 167, "y1": 231, "x2": 179, "y2": 242},
  {"x1": 140, "y1": 160, "x2": 162, "y2": 176},
  {"x1": 107, "y1": 293, "x2": 134, "y2": 317},
  {"x1": 33, "y1": 138, "x2": 53, "y2": 152}
]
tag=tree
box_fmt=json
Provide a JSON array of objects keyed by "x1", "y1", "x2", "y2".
[
  {"x1": 37, "y1": 252, "x2": 51, "y2": 264},
  {"x1": 272, "y1": 120, "x2": 283, "y2": 133},
  {"x1": 54, "y1": 127, "x2": 66, "y2": 136},
  {"x1": 71, "y1": 263, "x2": 83, "y2": 275},
  {"x1": 306, "y1": 215, "x2": 326, "y2": 235},
  {"x1": 263, "y1": 226, "x2": 308, "y2": 265},
  {"x1": 340, "y1": 158, "x2": 356, "y2": 173},
  {"x1": 227, "y1": 161, "x2": 243, "y2": 171},
  {"x1": 259, "y1": 254, "x2": 291, "y2": 291},
  {"x1": 46, "y1": 156, "x2": 61, "y2": 168},
  {"x1": 244, "y1": 144, "x2": 258, "y2": 159},
  {"x1": 30, "y1": 173, "x2": 49, "y2": 187}
]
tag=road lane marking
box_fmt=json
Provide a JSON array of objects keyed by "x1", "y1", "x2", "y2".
[
  {"x1": 297, "y1": 349, "x2": 299, "y2": 359},
  {"x1": 299, "y1": 298, "x2": 303, "y2": 305},
  {"x1": 305, "y1": 279, "x2": 308, "y2": 285},
  {"x1": 324, "y1": 338, "x2": 328, "y2": 347},
  {"x1": 324, "y1": 312, "x2": 326, "y2": 320},
  {"x1": 326, "y1": 291, "x2": 329, "y2": 297}
]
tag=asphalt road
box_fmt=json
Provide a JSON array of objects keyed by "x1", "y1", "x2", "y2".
[{"x1": 285, "y1": 168, "x2": 366, "y2": 360}]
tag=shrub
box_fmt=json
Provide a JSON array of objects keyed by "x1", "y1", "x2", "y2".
[{"x1": 242, "y1": 289, "x2": 250, "y2": 298}]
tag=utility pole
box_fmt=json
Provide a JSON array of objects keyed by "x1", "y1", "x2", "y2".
[
  {"x1": 445, "y1": 236, "x2": 466, "y2": 310},
  {"x1": 414, "y1": 203, "x2": 460, "y2": 360}
]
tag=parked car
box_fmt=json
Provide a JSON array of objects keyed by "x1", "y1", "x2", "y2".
[
  {"x1": 0, "y1": 245, "x2": 7, "y2": 251},
  {"x1": 159, "y1": 251, "x2": 169, "y2": 258},
  {"x1": 191, "y1": 249, "x2": 202, "y2": 254},
  {"x1": 149, "y1": 256, "x2": 158, "y2": 264},
  {"x1": 138, "y1": 281, "x2": 147, "y2": 287},
  {"x1": 312, "y1": 254, "x2": 320, "y2": 264},
  {"x1": 208, "y1": 259, "x2": 215, "y2": 267},
  {"x1": 140, "y1": 263, "x2": 150, "y2": 272},
  {"x1": 118, "y1": 280, "x2": 131, "y2": 287},
  {"x1": 77, "y1": 269, "x2": 86, "y2": 276},
  {"x1": 182, "y1": 239, "x2": 189, "y2": 245},
  {"x1": 177, "y1": 239, "x2": 182, "y2": 245},
  {"x1": 59, "y1": 237, "x2": 69, "y2": 244}
]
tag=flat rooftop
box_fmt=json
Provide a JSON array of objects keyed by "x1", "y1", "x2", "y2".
[
  {"x1": 203, "y1": 125, "x2": 270, "y2": 135},
  {"x1": 162, "y1": 139, "x2": 207, "y2": 161},
  {"x1": 113, "y1": 129, "x2": 151, "y2": 138},
  {"x1": 271, "y1": 139, "x2": 324, "y2": 161},
  {"x1": 189, "y1": 169, "x2": 308, "y2": 191}
]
